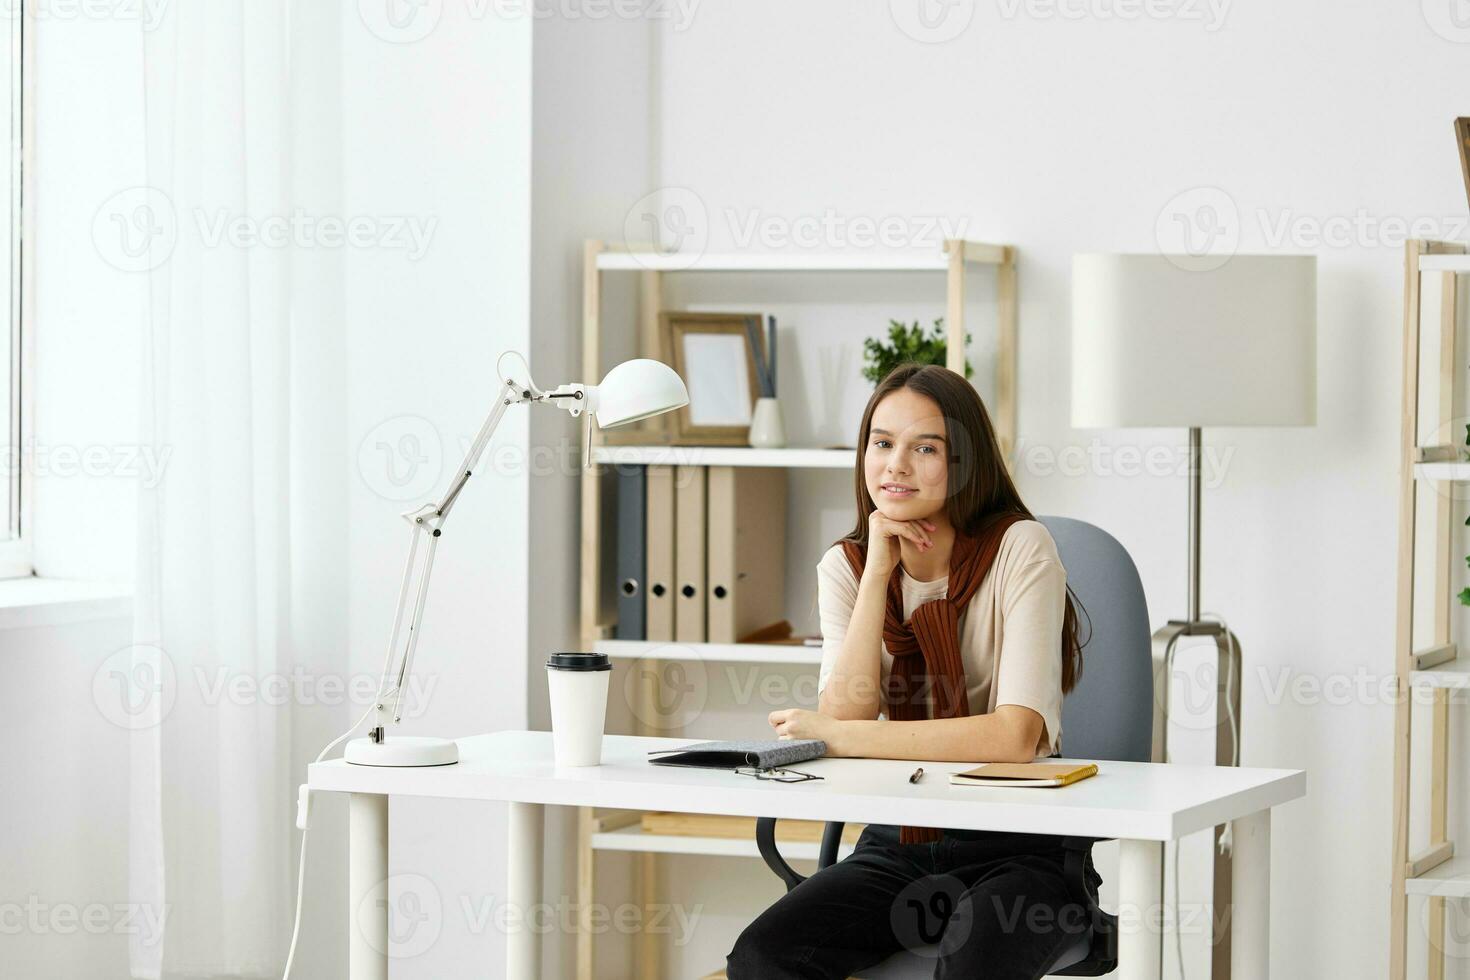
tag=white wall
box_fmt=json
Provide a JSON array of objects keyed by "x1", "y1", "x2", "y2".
[
  {"x1": 342, "y1": 6, "x2": 534, "y2": 977},
  {"x1": 1, "y1": 612, "x2": 134, "y2": 977},
  {"x1": 635, "y1": 2, "x2": 1470, "y2": 977},
  {"x1": 529, "y1": 11, "x2": 658, "y2": 980}
]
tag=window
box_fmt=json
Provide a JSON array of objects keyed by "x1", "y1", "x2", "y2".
[{"x1": 0, "y1": 2, "x2": 29, "y2": 578}]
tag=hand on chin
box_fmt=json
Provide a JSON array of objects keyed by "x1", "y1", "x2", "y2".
[{"x1": 877, "y1": 500, "x2": 932, "y2": 522}]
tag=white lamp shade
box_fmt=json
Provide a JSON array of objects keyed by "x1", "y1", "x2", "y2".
[
  {"x1": 592, "y1": 358, "x2": 689, "y2": 428},
  {"x1": 1071, "y1": 254, "x2": 1316, "y2": 428}
]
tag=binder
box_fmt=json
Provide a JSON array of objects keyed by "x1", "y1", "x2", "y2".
[
  {"x1": 645, "y1": 737, "x2": 826, "y2": 770},
  {"x1": 707, "y1": 466, "x2": 787, "y2": 643},
  {"x1": 614, "y1": 466, "x2": 646, "y2": 640},
  {"x1": 645, "y1": 465, "x2": 676, "y2": 641},
  {"x1": 673, "y1": 465, "x2": 707, "y2": 643}
]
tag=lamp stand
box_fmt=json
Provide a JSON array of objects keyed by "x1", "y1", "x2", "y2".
[
  {"x1": 1149, "y1": 427, "x2": 1242, "y2": 979},
  {"x1": 346, "y1": 371, "x2": 593, "y2": 768}
]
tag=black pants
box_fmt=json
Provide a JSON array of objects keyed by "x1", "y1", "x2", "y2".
[{"x1": 726, "y1": 823, "x2": 1101, "y2": 980}]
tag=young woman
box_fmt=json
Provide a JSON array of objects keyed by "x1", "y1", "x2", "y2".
[{"x1": 725, "y1": 363, "x2": 1095, "y2": 980}]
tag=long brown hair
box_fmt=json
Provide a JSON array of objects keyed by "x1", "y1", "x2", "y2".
[{"x1": 840, "y1": 363, "x2": 1089, "y2": 694}]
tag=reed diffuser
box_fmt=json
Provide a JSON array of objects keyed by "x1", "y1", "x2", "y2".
[{"x1": 747, "y1": 315, "x2": 785, "y2": 448}]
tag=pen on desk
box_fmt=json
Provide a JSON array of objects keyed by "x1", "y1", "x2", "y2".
[{"x1": 909, "y1": 767, "x2": 924, "y2": 784}]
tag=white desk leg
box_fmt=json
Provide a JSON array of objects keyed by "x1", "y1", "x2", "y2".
[
  {"x1": 1231, "y1": 809, "x2": 1270, "y2": 977},
  {"x1": 507, "y1": 801, "x2": 545, "y2": 980},
  {"x1": 1118, "y1": 838, "x2": 1163, "y2": 980},
  {"x1": 349, "y1": 793, "x2": 389, "y2": 980}
]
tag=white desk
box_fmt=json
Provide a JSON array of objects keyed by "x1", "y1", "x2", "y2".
[{"x1": 308, "y1": 730, "x2": 1305, "y2": 980}]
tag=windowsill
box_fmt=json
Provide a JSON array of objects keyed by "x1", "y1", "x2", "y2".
[{"x1": 0, "y1": 577, "x2": 132, "y2": 630}]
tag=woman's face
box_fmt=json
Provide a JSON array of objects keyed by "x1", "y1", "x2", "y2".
[{"x1": 863, "y1": 387, "x2": 950, "y2": 524}]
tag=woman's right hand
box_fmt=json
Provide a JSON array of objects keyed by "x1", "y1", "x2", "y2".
[{"x1": 864, "y1": 511, "x2": 936, "y2": 579}]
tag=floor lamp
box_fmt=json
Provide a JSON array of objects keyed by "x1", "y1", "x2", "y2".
[{"x1": 1071, "y1": 253, "x2": 1316, "y2": 978}]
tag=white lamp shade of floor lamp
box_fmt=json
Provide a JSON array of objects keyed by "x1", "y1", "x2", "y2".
[{"x1": 1071, "y1": 253, "x2": 1317, "y2": 429}]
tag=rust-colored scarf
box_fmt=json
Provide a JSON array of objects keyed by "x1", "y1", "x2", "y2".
[{"x1": 840, "y1": 511, "x2": 1027, "y2": 844}]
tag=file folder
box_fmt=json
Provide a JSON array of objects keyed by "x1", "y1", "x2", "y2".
[
  {"x1": 674, "y1": 465, "x2": 707, "y2": 642},
  {"x1": 645, "y1": 465, "x2": 676, "y2": 642},
  {"x1": 614, "y1": 466, "x2": 646, "y2": 640},
  {"x1": 707, "y1": 466, "x2": 786, "y2": 643}
]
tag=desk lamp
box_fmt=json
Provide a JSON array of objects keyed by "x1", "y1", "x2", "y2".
[{"x1": 344, "y1": 352, "x2": 688, "y2": 768}]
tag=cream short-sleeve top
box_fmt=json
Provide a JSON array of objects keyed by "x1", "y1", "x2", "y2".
[{"x1": 815, "y1": 519, "x2": 1067, "y2": 758}]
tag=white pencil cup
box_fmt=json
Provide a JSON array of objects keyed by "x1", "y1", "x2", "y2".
[{"x1": 749, "y1": 397, "x2": 787, "y2": 449}]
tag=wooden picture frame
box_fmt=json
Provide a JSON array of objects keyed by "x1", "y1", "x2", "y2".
[
  {"x1": 1456, "y1": 117, "x2": 1470, "y2": 214},
  {"x1": 661, "y1": 312, "x2": 765, "y2": 445}
]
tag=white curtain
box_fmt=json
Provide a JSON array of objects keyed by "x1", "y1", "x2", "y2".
[{"x1": 130, "y1": 3, "x2": 339, "y2": 976}]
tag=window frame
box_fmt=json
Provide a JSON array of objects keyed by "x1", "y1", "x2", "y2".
[{"x1": 0, "y1": 1, "x2": 34, "y2": 579}]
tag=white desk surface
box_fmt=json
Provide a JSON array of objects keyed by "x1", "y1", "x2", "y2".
[{"x1": 309, "y1": 730, "x2": 1305, "y2": 842}]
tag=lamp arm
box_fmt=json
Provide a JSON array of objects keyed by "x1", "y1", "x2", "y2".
[
  {"x1": 369, "y1": 371, "x2": 593, "y2": 740},
  {"x1": 370, "y1": 377, "x2": 525, "y2": 738}
]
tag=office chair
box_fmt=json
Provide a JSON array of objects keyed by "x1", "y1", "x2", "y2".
[{"x1": 753, "y1": 516, "x2": 1153, "y2": 978}]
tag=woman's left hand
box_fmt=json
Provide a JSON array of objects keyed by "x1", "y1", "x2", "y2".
[{"x1": 768, "y1": 708, "x2": 846, "y2": 754}]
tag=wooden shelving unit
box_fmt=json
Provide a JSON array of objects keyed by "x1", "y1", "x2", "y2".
[
  {"x1": 591, "y1": 824, "x2": 859, "y2": 861},
  {"x1": 595, "y1": 639, "x2": 822, "y2": 666},
  {"x1": 576, "y1": 238, "x2": 1018, "y2": 980},
  {"x1": 590, "y1": 445, "x2": 854, "y2": 469},
  {"x1": 1391, "y1": 238, "x2": 1468, "y2": 979}
]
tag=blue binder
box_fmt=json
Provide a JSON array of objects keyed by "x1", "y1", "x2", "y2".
[{"x1": 614, "y1": 465, "x2": 646, "y2": 640}]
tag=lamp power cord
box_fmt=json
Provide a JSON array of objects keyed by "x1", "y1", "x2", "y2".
[{"x1": 280, "y1": 703, "x2": 376, "y2": 980}]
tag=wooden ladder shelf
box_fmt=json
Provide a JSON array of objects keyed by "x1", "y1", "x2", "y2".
[{"x1": 1391, "y1": 238, "x2": 1469, "y2": 979}]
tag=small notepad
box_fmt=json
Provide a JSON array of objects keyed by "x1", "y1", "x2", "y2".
[{"x1": 949, "y1": 761, "x2": 1098, "y2": 788}]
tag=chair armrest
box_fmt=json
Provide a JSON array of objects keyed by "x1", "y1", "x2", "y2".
[
  {"x1": 818, "y1": 820, "x2": 845, "y2": 870},
  {"x1": 754, "y1": 817, "x2": 806, "y2": 892},
  {"x1": 1050, "y1": 836, "x2": 1117, "y2": 977},
  {"x1": 1058, "y1": 836, "x2": 1105, "y2": 902},
  {"x1": 754, "y1": 818, "x2": 849, "y2": 893}
]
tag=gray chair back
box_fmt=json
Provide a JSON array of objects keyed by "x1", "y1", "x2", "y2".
[{"x1": 1039, "y1": 516, "x2": 1152, "y2": 764}]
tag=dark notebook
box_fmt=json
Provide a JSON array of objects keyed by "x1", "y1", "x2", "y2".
[{"x1": 646, "y1": 738, "x2": 827, "y2": 770}]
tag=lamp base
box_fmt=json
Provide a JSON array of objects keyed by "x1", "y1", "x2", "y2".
[{"x1": 344, "y1": 735, "x2": 459, "y2": 767}]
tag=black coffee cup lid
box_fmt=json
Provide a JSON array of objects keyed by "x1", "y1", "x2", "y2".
[{"x1": 546, "y1": 651, "x2": 611, "y2": 671}]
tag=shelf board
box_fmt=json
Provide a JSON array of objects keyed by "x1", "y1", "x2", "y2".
[
  {"x1": 1418, "y1": 254, "x2": 1470, "y2": 273},
  {"x1": 1407, "y1": 854, "x2": 1470, "y2": 897},
  {"x1": 591, "y1": 445, "x2": 853, "y2": 469},
  {"x1": 596, "y1": 639, "x2": 822, "y2": 665},
  {"x1": 590, "y1": 823, "x2": 856, "y2": 861},
  {"x1": 1410, "y1": 658, "x2": 1470, "y2": 689},
  {"x1": 1414, "y1": 461, "x2": 1470, "y2": 481},
  {"x1": 596, "y1": 251, "x2": 949, "y2": 273}
]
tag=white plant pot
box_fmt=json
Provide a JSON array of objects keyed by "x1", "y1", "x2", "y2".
[{"x1": 749, "y1": 397, "x2": 787, "y2": 449}]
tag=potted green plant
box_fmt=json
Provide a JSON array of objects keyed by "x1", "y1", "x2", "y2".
[{"x1": 861, "y1": 318, "x2": 972, "y2": 385}]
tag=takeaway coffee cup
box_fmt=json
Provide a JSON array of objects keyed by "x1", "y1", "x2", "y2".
[{"x1": 545, "y1": 652, "x2": 612, "y2": 767}]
